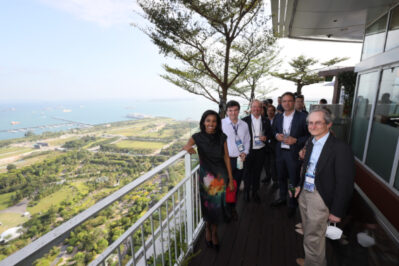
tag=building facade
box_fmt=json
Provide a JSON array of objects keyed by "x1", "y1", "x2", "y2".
[{"x1": 271, "y1": 0, "x2": 399, "y2": 241}]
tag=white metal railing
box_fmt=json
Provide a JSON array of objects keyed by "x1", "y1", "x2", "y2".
[
  {"x1": 90, "y1": 154, "x2": 202, "y2": 265},
  {"x1": 0, "y1": 151, "x2": 203, "y2": 266}
]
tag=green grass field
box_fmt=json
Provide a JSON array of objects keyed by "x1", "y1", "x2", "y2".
[
  {"x1": 0, "y1": 147, "x2": 33, "y2": 159},
  {"x1": 115, "y1": 140, "x2": 165, "y2": 150},
  {"x1": 0, "y1": 192, "x2": 15, "y2": 211},
  {"x1": 70, "y1": 181, "x2": 90, "y2": 195},
  {"x1": 47, "y1": 136, "x2": 79, "y2": 146},
  {"x1": 27, "y1": 186, "x2": 75, "y2": 215},
  {"x1": 0, "y1": 212, "x2": 29, "y2": 234}
]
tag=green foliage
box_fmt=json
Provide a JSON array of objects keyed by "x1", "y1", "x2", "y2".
[
  {"x1": 62, "y1": 136, "x2": 96, "y2": 149},
  {"x1": 272, "y1": 55, "x2": 348, "y2": 95},
  {"x1": 321, "y1": 57, "x2": 349, "y2": 67},
  {"x1": 136, "y1": 0, "x2": 276, "y2": 116},
  {"x1": 6, "y1": 164, "x2": 17, "y2": 171},
  {"x1": 24, "y1": 131, "x2": 35, "y2": 137},
  {"x1": 338, "y1": 71, "x2": 357, "y2": 116}
]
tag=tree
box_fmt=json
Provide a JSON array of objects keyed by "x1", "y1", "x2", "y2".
[
  {"x1": 7, "y1": 164, "x2": 17, "y2": 172},
  {"x1": 228, "y1": 47, "x2": 280, "y2": 104},
  {"x1": 321, "y1": 56, "x2": 349, "y2": 67},
  {"x1": 136, "y1": 0, "x2": 276, "y2": 116},
  {"x1": 272, "y1": 55, "x2": 348, "y2": 95},
  {"x1": 24, "y1": 131, "x2": 35, "y2": 137}
]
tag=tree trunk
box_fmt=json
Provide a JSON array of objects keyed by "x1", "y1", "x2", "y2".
[
  {"x1": 296, "y1": 83, "x2": 303, "y2": 95},
  {"x1": 219, "y1": 97, "x2": 226, "y2": 118}
]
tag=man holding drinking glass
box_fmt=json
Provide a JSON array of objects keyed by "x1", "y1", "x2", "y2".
[
  {"x1": 242, "y1": 99, "x2": 272, "y2": 203},
  {"x1": 271, "y1": 92, "x2": 309, "y2": 218}
]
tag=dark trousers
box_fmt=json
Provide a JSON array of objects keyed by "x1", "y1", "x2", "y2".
[
  {"x1": 244, "y1": 147, "x2": 266, "y2": 196},
  {"x1": 228, "y1": 157, "x2": 243, "y2": 209},
  {"x1": 264, "y1": 147, "x2": 277, "y2": 183},
  {"x1": 276, "y1": 149, "x2": 300, "y2": 208}
]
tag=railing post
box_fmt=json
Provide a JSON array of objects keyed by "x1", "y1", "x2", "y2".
[{"x1": 184, "y1": 152, "x2": 193, "y2": 247}]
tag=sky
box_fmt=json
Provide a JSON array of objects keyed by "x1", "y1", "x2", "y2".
[{"x1": 0, "y1": 0, "x2": 363, "y2": 103}]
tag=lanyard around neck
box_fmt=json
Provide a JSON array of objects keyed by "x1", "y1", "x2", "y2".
[{"x1": 231, "y1": 122, "x2": 239, "y2": 135}]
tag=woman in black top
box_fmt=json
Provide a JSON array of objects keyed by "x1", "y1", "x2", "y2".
[{"x1": 183, "y1": 110, "x2": 234, "y2": 249}]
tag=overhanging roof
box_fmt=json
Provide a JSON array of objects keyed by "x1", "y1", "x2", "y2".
[{"x1": 270, "y1": 0, "x2": 399, "y2": 42}]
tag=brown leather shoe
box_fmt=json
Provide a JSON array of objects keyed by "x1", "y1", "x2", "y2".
[{"x1": 296, "y1": 258, "x2": 305, "y2": 266}]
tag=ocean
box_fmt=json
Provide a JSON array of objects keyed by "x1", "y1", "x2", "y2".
[{"x1": 0, "y1": 98, "x2": 218, "y2": 140}]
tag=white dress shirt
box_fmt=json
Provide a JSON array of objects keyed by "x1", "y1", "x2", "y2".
[
  {"x1": 222, "y1": 117, "x2": 250, "y2": 157},
  {"x1": 251, "y1": 114, "x2": 265, "y2": 150},
  {"x1": 281, "y1": 111, "x2": 295, "y2": 149}
]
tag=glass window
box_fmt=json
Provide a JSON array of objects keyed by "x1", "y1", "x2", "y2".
[
  {"x1": 350, "y1": 72, "x2": 380, "y2": 159},
  {"x1": 386, "y1": 5, "x2": 399, "y2": 51},
  {"x1": 362, "y1": 14, "x2": 387, "y2": 60},
  {"x1": 365, "y1": 67, "x2": 399, "y2": 182}
]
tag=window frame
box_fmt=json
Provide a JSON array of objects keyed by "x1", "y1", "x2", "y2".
[{"x1": 360, "y1": 2, "x2": 399, "y2": 61}]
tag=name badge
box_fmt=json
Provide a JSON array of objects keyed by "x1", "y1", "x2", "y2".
[
  {"x1": 254, "y1": 136, "x2": 263, "y2": 146},
  {"x1": 235, "y1": 139, "x2": 244, "y2": 152},
  {"x1": 304, "y1": 173, "x2": 315, "y2": 192}
]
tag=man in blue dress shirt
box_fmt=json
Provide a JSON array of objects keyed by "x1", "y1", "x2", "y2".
[
  {"x1": 294, "y1": 107, "x2": 354, "y2": 266},
  {"x1": 222, "y1": 100, "x2": 250, "y2": 218}
]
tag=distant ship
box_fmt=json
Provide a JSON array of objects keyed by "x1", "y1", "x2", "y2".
[
  {"x1": 10, "y1": 121, "x2": 20, "y2": 125},
  {"x1": 63, "y1": 109, "x2": 72, "y2": 113}
]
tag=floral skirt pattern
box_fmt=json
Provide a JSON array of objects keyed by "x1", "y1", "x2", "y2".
[{"x1": 199, "y1": 166, "x2": 227, "y2": 224}]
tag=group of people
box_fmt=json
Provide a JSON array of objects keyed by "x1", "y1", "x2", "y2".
[{"x1": 183, "y1": 92, "x2": 354, "y2": 265}]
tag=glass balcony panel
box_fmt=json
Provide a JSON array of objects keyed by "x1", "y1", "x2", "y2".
[
  {"x1": 350, "y1": 72, "x2": 380, "y2": 160},
  {"x1": 366, "y1": 67, "x2": 399, "y2": 182}
]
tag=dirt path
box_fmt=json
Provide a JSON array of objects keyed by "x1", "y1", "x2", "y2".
[{"x1": 0, "y1": 198, "x2": 29, "y2": 214}]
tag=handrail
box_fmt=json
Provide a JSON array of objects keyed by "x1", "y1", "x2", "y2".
[{"x1": 0, "y1": 149, "x2": 190, "y2": 266}]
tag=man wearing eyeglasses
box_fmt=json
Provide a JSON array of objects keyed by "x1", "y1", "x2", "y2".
[
  {"x1": 293, "y1": 107, "x2": 354, "y2": 266},
  {"x1": 271, "y1": 92, "x2": 309, "y2": 218}
]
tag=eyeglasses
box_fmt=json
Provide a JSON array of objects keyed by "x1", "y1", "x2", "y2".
[{"x1": 308, "y1": 121, "x2": 326, "y2": 127}]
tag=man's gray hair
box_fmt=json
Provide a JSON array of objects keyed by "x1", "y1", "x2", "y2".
[
  {"x1": 250, "y1": 99, "x2": 262, "y2": 107},
  {"x1": 307, "y1": 107, "x2": 333, "y2": 124}
]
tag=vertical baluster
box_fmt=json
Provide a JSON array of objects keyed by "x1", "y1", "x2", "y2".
[
  {"x1": 150, "y1": 215, "x2": 156, "y2": 266},
  {"x1": 184, "y1": 153, "x2": 193, "y2": 246},
  {"x1": 172, "y1": 194, "x2": 178, "y2": 262},
  {"x1": 130, "y1": 235, "x2": 136, "y2": 266},
  {"x1": 177, "y1": 187, "x2": 183, "y2": 254},
  {"x1": 117, "y1": 246, "x2": 122, "y2": 266},
  {"x1": 141, "y1": 224, "x2": 147, "y2": 265},
  {"x1": 158, "y1": 207, "x2": 165, "y2": 266},
  {"x1": 191, "y1": 171, "x2": 195, "y2": 235},
  {"x1": 195, "y1": 171, "x2": 199, "y2": 226},
  {"x1": 183, "y1": 183, "x2": 188, "y2": 245},
  {"x1": 197, "y1": 172, "x2": 202, "y2": 221},
  {"x1": 166, "y1": 200, "x2": 172, "y2": 265}
]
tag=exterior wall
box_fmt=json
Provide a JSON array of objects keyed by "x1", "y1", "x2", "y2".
[{"x1": 350, "y1": 2, "x2": 399, "y2": 235}]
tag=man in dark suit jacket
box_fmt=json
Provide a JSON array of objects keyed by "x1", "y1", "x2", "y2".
[
  {"x1": 271, "y1": 92, "x2": 309, "y2": 217},
  {"x1": 263, "y1": 104, "x2": 278, "y2": 188},
  {"x1": 294, "y1": 107, "x2": 354, "y2": 266},
  {"x1": 242, "y1": 99, "x2": 273, "y2": 203}
]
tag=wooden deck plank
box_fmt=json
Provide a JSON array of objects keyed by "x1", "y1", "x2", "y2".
[{"x1": 188, "y1": 184, "x2": 305, "y2": 266}]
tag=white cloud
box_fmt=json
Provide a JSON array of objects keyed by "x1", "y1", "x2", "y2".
[{"x1": 39, "y1": 0, "x2": 139, "y2": 27}]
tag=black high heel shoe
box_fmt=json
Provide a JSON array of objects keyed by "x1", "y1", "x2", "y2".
[
  {"x1": 205, "y1": 226, "x2": 212, "y2": 248},
  {"x1": 211, "y1": 232, "x2": 220, "y2": 251},
  {"x1": 205, "y1": 238, "x2": 213, "y2": 248}
]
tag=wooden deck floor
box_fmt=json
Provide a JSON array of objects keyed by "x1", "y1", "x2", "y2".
[{"x1": 187, "y1": 182, "x2": 341, "y2": 266}]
